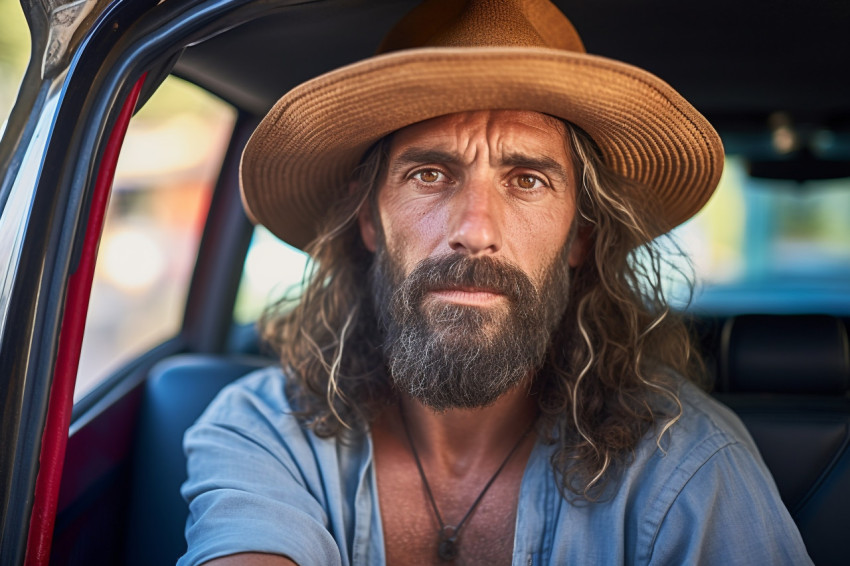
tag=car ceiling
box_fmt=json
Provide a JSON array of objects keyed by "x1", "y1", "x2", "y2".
[{"x1": 173, "y1": 0, "x2": 850, "y2": 157}]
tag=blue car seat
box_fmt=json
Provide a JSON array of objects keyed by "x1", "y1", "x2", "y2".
[{"x1": 123, "y1": 354, "x2": 270, "y2": 566}]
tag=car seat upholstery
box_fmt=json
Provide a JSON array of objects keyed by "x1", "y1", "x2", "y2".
[
  {"x1": 715, "y1": 314, "x2": 850, "y2": 566},
  {"x1": 123, "y1": 354, "x2": 270, "y2": 566},
  {"x1": 122, "y1": 314, "x2": 850, "y2": 565}
]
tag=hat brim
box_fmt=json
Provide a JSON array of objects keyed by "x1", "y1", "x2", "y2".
[{"x1": 241, "y1": 46, "x2": 724, "y2": 250}]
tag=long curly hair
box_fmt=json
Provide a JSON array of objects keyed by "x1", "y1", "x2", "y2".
[{"x1": 260, "y1": 122, "x2": 704, "y2": 498}]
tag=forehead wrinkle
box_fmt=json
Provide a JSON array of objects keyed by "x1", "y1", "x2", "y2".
[
  {"x1": 485, "y1": 117, "x2": 570, "y2": 180},
  {"x1": 388, "y1": 147, "x2": 463, "y2": 176}
]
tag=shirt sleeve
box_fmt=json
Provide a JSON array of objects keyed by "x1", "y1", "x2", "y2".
[
  {"x1": 178, "y1": 372, "x2": 343, "y2": 566},
  {"x1": 647, "y1": 440, "x2": 813, "y2": 566}
]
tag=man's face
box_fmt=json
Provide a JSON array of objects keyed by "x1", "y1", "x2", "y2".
[{"x1": 360, "y1": 110, "x2": 586, "y2": 410}]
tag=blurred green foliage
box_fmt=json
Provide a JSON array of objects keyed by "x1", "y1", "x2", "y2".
[{"x1": 0, "y1": 0, "x2": 30, "y2": 125}]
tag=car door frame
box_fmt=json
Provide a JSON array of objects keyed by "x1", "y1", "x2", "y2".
[{"x1": 0, "y1": 0, "x2": 300, "y2": 562}]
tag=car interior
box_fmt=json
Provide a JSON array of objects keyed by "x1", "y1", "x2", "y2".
[{"x1": 4, "y1": 0, "x2": 847, "y2": 565}]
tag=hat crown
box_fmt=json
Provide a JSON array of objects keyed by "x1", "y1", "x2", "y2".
[{"x1": 378, "y1": 0, "x2": 585, "y2": 53}]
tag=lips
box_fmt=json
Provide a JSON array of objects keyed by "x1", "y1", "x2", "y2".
[
  {"x1": 428, "y1": 286, "x2": 507, "y2": 306},
  {"x1": 430, "y1": 285, "x2": 504, "y2": 295}
]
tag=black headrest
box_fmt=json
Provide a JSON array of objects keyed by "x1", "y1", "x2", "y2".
[{"x1": 721, "y1": 315, "x2": 850, "y2": 394}]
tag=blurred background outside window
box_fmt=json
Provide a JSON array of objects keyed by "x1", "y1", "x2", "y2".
[
  {"x1": 668, "y1": 157, "x2": 850, "y2": 315},
  {"x1": 75, "y1": 77, "x2": 235, "y2": 400},
  {"x1": 233, "y1": 226, "x2": 310, "y2": 326},
  {"x1": 0, "y1": 0, "x2": 28, "y2": 130}
]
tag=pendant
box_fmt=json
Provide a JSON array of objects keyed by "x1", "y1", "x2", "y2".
[{"x1": 437, "y1": 526, "x2": 459, "y2": 561}]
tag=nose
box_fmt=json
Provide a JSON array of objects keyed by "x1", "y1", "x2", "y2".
[{"x1": 447, "y1": 178, "x2": 502, "y2": 256}]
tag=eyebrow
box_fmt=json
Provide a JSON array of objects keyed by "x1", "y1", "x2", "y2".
[
  {"x1": 390, "y1": 147, "x2": 570, "y2": 185},
  {"x1": 389, "y1": 148, "x2": 461, "y2": 176},
  {"x1": 502, "y1": 152, "x2": 570, "y2": 185}
]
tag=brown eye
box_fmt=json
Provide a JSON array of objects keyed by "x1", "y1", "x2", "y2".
[
  {"x1": 416, "y1": 169, "x2": 440, "y2": 183},
  {"x1": 517, "y1": 175, "x2": 538, "y2": 189}
]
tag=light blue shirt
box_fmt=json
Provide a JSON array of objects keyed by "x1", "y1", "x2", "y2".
[{"x1": 180, "y1": 367, "x2": 812, "y2": 565}]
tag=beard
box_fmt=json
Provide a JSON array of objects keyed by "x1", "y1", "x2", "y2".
[{"x1": 369, "y1": 236, "x2": 574, "y2": 411}]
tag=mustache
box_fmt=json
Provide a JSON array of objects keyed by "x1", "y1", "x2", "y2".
[{"x1": 395, "y1": 254, "x2": 536, "y2": 307}]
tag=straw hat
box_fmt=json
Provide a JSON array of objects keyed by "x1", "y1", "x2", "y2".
[{"x1": 241, "y1": 0, "x2": 724, "y2": 250}]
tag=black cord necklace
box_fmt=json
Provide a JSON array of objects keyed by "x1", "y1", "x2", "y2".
[{"x1": 399, "y1": 408, "x2": 535, "y2": 562}]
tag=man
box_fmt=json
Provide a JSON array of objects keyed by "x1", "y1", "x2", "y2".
[{"x1": 180, "y1": 1, "x2": 812, "y2": 564}]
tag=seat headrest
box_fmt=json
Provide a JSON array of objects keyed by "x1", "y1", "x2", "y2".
[{"x1": 721, "y1": 314, "x2": 850, "y2": 394}]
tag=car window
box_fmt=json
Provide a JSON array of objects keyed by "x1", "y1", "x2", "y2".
[
  {"x1": 74, "y1": 76, "x2": 235, "y2": 401},
  {"x1": 666, "y1": 155, "x2": 850, "y2": 315},
  {"x1": 233, "y1": 225, "x2": 311, "y2": 325}
]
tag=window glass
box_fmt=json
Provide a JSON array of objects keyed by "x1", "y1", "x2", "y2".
[
  {"x1": 233, "y1": 226, "x2": 311, "y2": 326},
  {"x1": 75, "y1": 76, "x2": 235, "y2": 401},
  {"x1": 666, "y1": 156, "x2": 850, "y2": 314}
]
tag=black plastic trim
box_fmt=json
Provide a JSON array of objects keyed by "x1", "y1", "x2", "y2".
[{"x1": 182, "y1": 112, "x2": 258, "y2": 353}]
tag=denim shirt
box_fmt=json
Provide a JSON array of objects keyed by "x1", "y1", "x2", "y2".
[{"x1": 180, "y1": 367, "x2": 812, "y2": 566}]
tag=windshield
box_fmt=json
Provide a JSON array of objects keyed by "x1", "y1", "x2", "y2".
[{"x1": 667, "y1": 156, "x2": 850, "y2": 315}]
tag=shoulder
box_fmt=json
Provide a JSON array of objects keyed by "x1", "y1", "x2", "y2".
[
  {"x1": 185, "y1": 365, "x2": 342, "y2": 490},
  {"x1": 626, "y1": 375, "x2": 769, "y2": 506},
  {"x1": 193, "y1": 364, "x2": 329, "y2": 443},
  {"x1": 658, "y1": 375, "x2": 761, "y2": 465},
  {"x1": 523, "y1": 375, "x2": 812, "y2": 564},
  {"x1": 183, "y1": 365, "x2": 320, "y2": 499},
  {"x1": 198, "y1": 364, "x2": 293, "y2": 423},
  {"x1": 625, "y1": 376, "x2": 811, "y2": 564}
]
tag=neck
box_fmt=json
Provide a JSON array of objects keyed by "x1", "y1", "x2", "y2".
[{"x1": 392, "y1": 375, "x2": 538, "y2": 477}]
